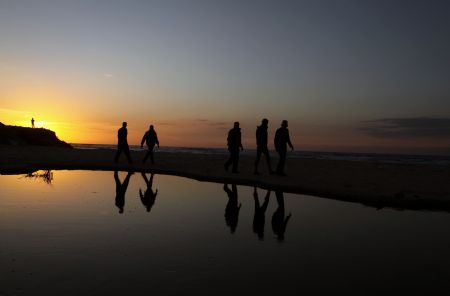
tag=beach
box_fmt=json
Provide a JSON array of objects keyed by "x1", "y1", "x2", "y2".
[{"x1": 1, "y1": 144, "x2": 449, "y2": 212}]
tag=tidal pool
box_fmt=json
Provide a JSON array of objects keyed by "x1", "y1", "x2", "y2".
[{"x1": 1, "y1": 170, "x2": 450, "y2": 295}]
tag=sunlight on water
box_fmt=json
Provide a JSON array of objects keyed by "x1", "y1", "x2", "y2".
[{"x1": 1, "y1": 170, "x2": 450, "y2": 295}]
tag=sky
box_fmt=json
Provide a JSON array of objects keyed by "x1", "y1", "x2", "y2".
[{"x1": 1, "y1": 0, "x2": 450, "y2": 154}]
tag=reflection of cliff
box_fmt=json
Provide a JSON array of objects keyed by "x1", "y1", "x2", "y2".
[
  {"x1": 0, "y1": 122, "x2": 71, "y2": 147},
  {"x1": 24, "y1": 170, "x2": 54, "y2": 184}
]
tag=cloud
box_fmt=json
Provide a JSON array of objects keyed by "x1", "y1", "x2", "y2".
[
  {"x1": 158, "y1": 121, "x2": 178, "y2": 126},
  {"x1": 156, "y1": 119, "x2": 228, "y2": 130},
  {"x1": 360, "y1": 117, "x2": 450, "y2": 138},
  {"x1": 194, "y1": 118, "x2": 228, "y2": 128},
  {"x1": 207, "y1": 121, "x2": 228, "y2": 127}
]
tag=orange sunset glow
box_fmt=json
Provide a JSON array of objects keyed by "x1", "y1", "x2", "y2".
[{"x1": 1, "y1": 0, "x2": 449, "y2": 154}]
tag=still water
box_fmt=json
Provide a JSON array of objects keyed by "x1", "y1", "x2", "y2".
[{"x1": 1, "y1": 170, "x2": 450, "y2": 295}]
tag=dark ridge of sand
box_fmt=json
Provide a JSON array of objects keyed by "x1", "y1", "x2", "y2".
[{"x1": 1, "y1": 145, "x2": 450, "y2": 212}]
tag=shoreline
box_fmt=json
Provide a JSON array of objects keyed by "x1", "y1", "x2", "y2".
[{"x1": 1, "y1": 145, "x2": 450, "y2": 212}]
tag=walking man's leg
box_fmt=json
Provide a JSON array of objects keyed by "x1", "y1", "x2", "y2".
[
  {"x1": 149, "y1": 145, "x2": 155, "y2": 164},
  {"x1": 224, "y1": 149, "x2": 233, "y2": 171},
  {"x1": 142, "y1": 150, "x2": 150, "y2": 164},
  {"x1": 232, "y1": 149, "x2": 239, "y2": 173},
  {"x1": 276, "y1": 150, "x2": 286, "y2": 175},
  {"x1": 264, "y1": 147, "x2": 273, "y2": 174},
  {"x1": 124, "y1": 146, "x2": 132, "y2": 164},
  {"x1": 150, "y1": 150, "x2": 154, "y2": 164},
  {"x1": 254, "y1": 147, "x2": 262, "y2": 174},
  {"x1": 115, "y1": 147, "x2": 123, "y2": 163}
]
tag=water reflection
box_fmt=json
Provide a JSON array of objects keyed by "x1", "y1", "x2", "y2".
[
  {"x1": 223, "y1": 183, "x2": 241, "y2": 234},
  {"x1": 139, "y1": 173, "x2": 158, "y2": 212},
  {"x1": 272, "y1": 191, "x2": 292, "y2": 242},
  {"x1": 110, "y1": 174, "x2": 291, "y2": 241},
  {"x1": 3, "y1": 170, "x2": 450, "y2": 295},
  {"x1": 114, "y1": 171, "x2": 133, "y2": 214},
  {"x1": 253, "y1": 187, "x2": 271, "y2": 240}
]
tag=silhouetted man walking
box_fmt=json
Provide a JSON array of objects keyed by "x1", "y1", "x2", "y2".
[
  {"x1": 254, "y1": 118, "x2": 274, "y2": 175},
  {"x1": 274, "y1": 120, "x2": 293, "y2": 176},
  {"x1": 114, "y1": 122, "x2": 132, "y2": 164},
  {"x1": 141, "y1": 125, "x2": 159, "y2": 164},
  {"x1": 31, "y1": 118, "x2": 35, "y2": 128},
  {"x1": 224, "y1": 122, "x2": 243, "y2": 173}
]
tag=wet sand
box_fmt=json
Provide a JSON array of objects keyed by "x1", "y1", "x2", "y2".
[{"x1": 1, "y1": 145, "x2": 450, "y2": 211}]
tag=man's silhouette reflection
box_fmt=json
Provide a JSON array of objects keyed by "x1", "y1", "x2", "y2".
[
  {"x1": 114, "y1": 171, "x2": 133, "y2": 214},
  {"x1": 272, "y1": 190, "x2": 291, "y2": 241},
  {"x1": 253, "y1": 187, "x2": 271, "y2": 240},
  {"x1": 139, "y1": 173, "x2": 158, "y2": 212},
  {"x1": 223, "y1": 184, "x2": 241, "y2": 233}
]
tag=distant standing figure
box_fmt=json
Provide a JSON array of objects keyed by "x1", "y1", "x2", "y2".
[
  {"x1": 31, "y1": 118, "x2": 35, "y2": 128},
  {"x1": 114, "y1": 122, "x2": 133, "y2": 164},
  {"x1": 114, "y1": 171, "x2": 133, "y2": 214},
  {"x1": 274, "y1": 120, "x2": 294, "y2": 176},
  {"x1": 254, "y1": 118, "x2": 274, "y2": 175},
  {"x1": 224, "y1": 122, "x2": 243, "y2": 173},
  {"x1": 141, "y1": 125, "x2": 160, "y2": 164},
  {"x1": 139, "y1": 173, "x2": 158, "y2": 212}
]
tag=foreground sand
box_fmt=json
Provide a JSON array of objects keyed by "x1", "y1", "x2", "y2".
[{"x1": 1, "y1": 145, "x2": 450, "y2": 211}]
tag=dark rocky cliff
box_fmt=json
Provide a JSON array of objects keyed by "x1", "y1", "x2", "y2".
[{"x1": 0, "y1": 122, "x2": 72, "y2": 148}]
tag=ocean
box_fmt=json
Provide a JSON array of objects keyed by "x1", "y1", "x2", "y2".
[{"x1": 71, "y1": 144, "x2": 450, "y2": 166}]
